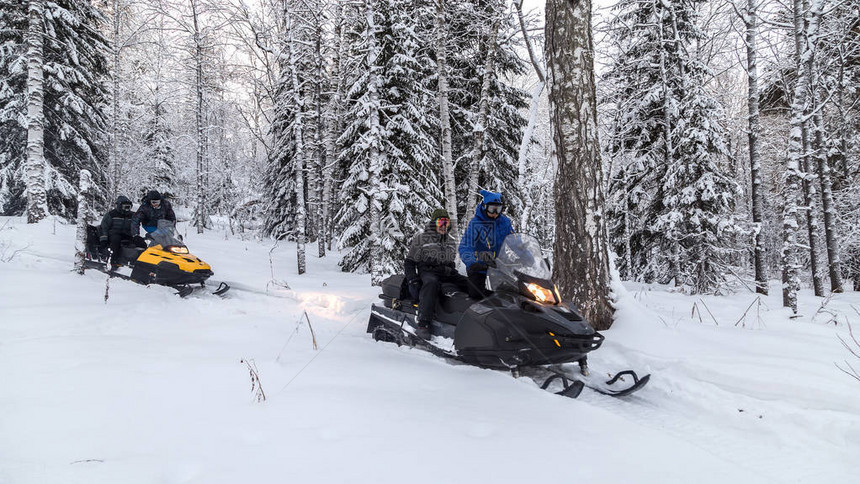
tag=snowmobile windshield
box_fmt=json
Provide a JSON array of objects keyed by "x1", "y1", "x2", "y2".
[
  {"x1": 149, "y1": 219, "x2": 183, "y2": 248},
  {"x1": 488, "y1": 234, "x2": 551, "y2": 291}
]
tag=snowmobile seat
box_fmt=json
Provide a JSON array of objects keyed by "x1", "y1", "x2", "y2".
[
  {"x1": 119, "y1": 245, "x2": 144, "y2": 264},
  {"x1": 439, "y1": 288, "x2": 474, "y2": 314},
  {"x1": 382, "y1": 274, "x2": 408, "y2": 300}
]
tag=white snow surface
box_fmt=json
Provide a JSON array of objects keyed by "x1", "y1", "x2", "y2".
[{"x1": 1, "y1": 217, "x2": 857, "y2": 483}]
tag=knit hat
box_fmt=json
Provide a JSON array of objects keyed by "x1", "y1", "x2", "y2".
[{"x1": 430, "y1": 208, "x2": 449, "y2": 222}]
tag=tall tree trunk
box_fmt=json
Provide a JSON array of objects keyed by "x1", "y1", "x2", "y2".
[
  {"x1": 798, "y1": 0, "x2": 824, "y2": 296},
  {"x1": 465, "y1": 10, "x2": 500, "y2": 219},
  {"x1": 807, "y1": 11, "x2": 844, "y2": 293},
  {"x1": 517, "y1": 80, "x2": 543, "y2": 229},
  {"x1": 658, "y1": 1, "x2": 679, "y2": 285},
  {"x1": 801, "y1": 131, "x2": 824, "y2": 296},
  {"x1": 25, "y1": 0, "x2": 48, "y2": 224},
  {"x1": 783, "y1": 0, "x2": 820, "y2": 312},
  {"x1": 314, "y1": 26, "x2": 325, "y2": 259},
  {"x1": 74, "y1": 170, "x2": 93, "y2": 274},
  {"x1": 812, "y1": 107, "x2": 843, "y2": 292},
  {"x1": 435, "y1": 0, "x2": 459, "y2": 232},
  {"x1": 111, "y1": 0, "x2": 121, "y2": 200},
  {"x1": 323, "y1": 2, "x2": 345, "y2": 255},
  {"x1": 366, "y1": 0, "x2": 383, "y2": 285},
  {"x1": 546, "y1": 0, "x2": 613, "y2": 330},
  {"x1": 192, "y1": 0, "x2": 205, "y2": 234},
  {"x1": 744, "y1": 0, "x2": 768, "y2": 294},
  {"x1": 286, "y1": 7, "x2": 306, "y2": 275},
  {"x1": 514, "y1": 0, "x2": 546, "y2": 229}
]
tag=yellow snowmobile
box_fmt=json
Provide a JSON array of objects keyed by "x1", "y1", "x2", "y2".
[{"x1": 85, "y1": 220, "x2": 229, "y2": 296}]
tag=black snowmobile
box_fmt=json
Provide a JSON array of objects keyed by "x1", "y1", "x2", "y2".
[
  {"x1": 367, "y1": 233, "x2": 649, "y2": 398},
  {"x1": 84, "y1": 220, "x2": 229, "y2": 297}
]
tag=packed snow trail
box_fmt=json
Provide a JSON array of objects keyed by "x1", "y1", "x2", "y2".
[{"x1": 1, "y1": 217, "x2": 857, "y2": 483}]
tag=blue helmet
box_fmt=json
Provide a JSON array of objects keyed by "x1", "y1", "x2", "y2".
[{"x1": 480, "y1": 190, "x2": 503, "y2": 215}]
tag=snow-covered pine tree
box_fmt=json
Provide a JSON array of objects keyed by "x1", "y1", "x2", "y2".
[
  {"x1": 262, "y1": 0, "x2": 317, "y2": 270},
  {"x1": 444, "y1": 0, "x2": 529, "y2": 225},
  {"x1": 603, "y1": 0, "x2": 741, "y2": 293},
  {"x1": 142, "y1": 47, "x2": 177, "y2": 199},
  {"x1": 0, "y1": 0, "x2": 110, "y2": 219},
  {"x1": 335, "y1": 0, "x2": 443, "y2": 282},
  {"x1": 0, "y1": 0, "x2": 28, "y2": 214},
  {"x1": 262, "y1": 30, "x2": 299, "y2": 239}
]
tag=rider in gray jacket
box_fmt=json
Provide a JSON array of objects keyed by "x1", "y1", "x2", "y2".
[{"x1": 404, "y1": 208, "x2": 470, "y2": 339}]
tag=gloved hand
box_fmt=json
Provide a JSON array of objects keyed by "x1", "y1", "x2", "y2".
[
  {"x1": 98, "y1": 236, "x2": 108, "y2": 249},
  {"x1": 477, "y1": 252, "x2": 496, "y2": 265},
  {"x1": 468, "y1": 262, "x2": 488, "y2": 274},
  {"x1": 408, "y1": 279, "x2": 421, "y2": 301}
]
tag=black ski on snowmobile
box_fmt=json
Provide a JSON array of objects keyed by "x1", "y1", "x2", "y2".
[
  {"x1": 84, "y1": 221, "x2": 230, "y2": 297},
  {"x1": 367, "y1": 233, "x2": 649, "y2": 399}
]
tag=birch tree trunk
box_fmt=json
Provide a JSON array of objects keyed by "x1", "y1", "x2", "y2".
[
  {"x1": 110, "y1": 0, "x2": 121, "y2": 200},
  {"x1": 465, "y1": 11, "x2": 500, "y2": 219},
  {"x1": 801, "y1": 130, "x2": 824, "y2": 296},
  {"x1": 547, "y1": 0, "x2": 614, "y2": 330},
  {"x1": 366, "y1": 0, "x2": 383, "y2": 285},
  {"x1": 807, "y1": 2, "x2": 844, "y2": 293},
  {"x1": 514, "y1": 0, "x2": 546, "y2": 229},
  {"x1": 286, "y1": 7, "x2": 306, "y2": 275},
  {"x1": 744, "y1": 0, "x2": 768, "y2": 294},
  {"x1": 782, "y1": 0, "x2": 816, "y2": 312},
  {"x1": 322, "y1": 2, "x2": 345, "y2": 255},
  {"x1": 25, "y1": 0, "x2": 48, "y2": 224},
  {"x1": 812, "y1": 106, "x2": 843, "y2": 292},
  {"x1": 191, "y1": 0, "x2": 206, "y2": 234},
  {"x1": 435, "y1": 0, "x2": 459, "y2": 232},
  {"x1": 799, "y1": 0, "x2": 825, "y2": 296},
  {"x1": 74, "y1": 170, "x2": 93, "y2": 274},
  {"x1": 314, "y1": 26, "x2": 325, "y2": 259}
]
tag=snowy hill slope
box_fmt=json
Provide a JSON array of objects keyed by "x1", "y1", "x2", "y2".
[{"x1": 1, "y1": 217, "x2": 857, "y2": 483}]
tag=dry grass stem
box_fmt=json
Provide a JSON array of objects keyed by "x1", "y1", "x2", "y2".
[{"x1": 240, "y1": 359, "x2": 266, "y2": 403}]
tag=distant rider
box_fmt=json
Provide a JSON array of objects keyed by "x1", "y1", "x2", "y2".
[
  {"x1": 458, "y1": 190, "x2": 514, "y2": 299},
  {"x1": 404, "y1": 208, "x2": 470, "y2": 340},
  {"x1": 99, "y1": 195, "x2": 146, "y2": 269},
  {"x1": 132, "y1": 190, "x2": 177, "y2": 235}
]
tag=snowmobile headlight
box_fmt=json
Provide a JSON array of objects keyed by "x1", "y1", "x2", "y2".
[
  {"x1": 525, "y1": 282, "x2": 556, "y2": 304},
  {"x1": 168, "y1": 245, "x2": 189, "y2": 254}
]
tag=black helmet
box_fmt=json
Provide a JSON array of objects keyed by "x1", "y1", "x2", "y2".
[
  {"x1": 147, "y1": 190, "x2": 162, "y2": 201},
  {"x1": 115, "y1": 195, "x2": 132, "y2": 211}
]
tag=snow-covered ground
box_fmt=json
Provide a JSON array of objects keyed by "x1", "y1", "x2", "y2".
[{"x1": 1, "y1": 216, "x2": 857, "y2": 484}]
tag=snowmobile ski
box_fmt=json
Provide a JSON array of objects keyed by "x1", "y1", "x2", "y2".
[
  {"x1": 82, "y1": 259, "x2": 229, "y2": 298},
  {"x1": 542, "y1": 366, "x2": 650, "y2": 398}
]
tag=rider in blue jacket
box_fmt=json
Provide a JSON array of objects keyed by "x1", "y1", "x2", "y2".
[{"x1": 458, "y1": 190, "x2": 514, "y2": 298}]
